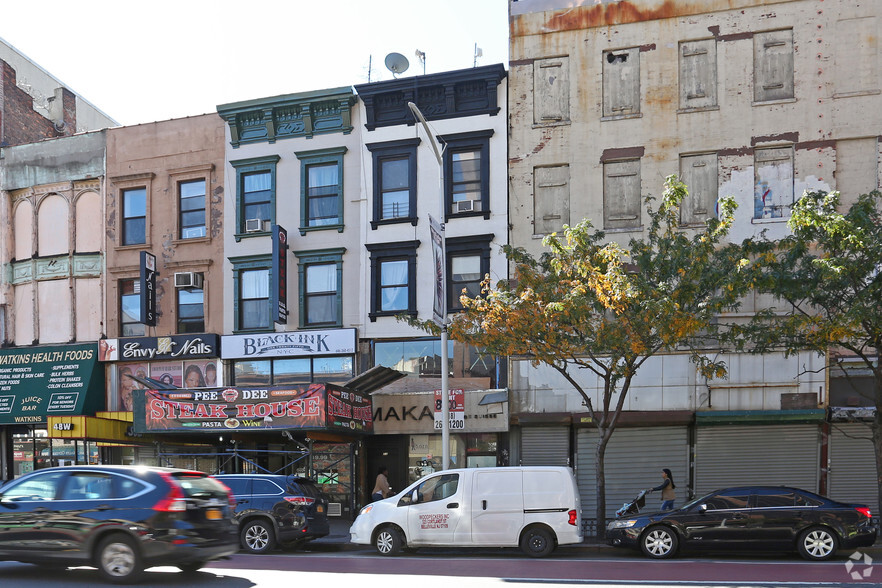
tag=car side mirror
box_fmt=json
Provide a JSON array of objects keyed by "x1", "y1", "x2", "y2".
[
  {"x1": 411, "y1": 489, "x2": 420, "y2": 503},
  {"x1": 698, "y1": 503, "x2": 708, "y2": 514}
]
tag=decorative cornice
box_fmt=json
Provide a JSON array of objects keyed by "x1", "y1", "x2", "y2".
[
  {"x1": 355, "y1": 64, "x2": 507, "y2": 131},
  {"x1": 217, "y1": 87, "x2": 357, "y2": 148}
]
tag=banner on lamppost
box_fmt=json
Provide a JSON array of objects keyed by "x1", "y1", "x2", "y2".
[
  {"x1": 139, "y1": 251, "x2": 157, "y2": 326},
  {"x1": 429, "y1": 214, "x2": 445, "y2": 327},
  {"x1": 272, "y1": 224, "x2": 288, "y2": 325}
]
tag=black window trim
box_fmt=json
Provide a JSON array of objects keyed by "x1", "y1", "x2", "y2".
[
  {"x1": 366, "y1": 240, "x2": 420, "y2": 321},
  {"x1": 440, "y1": 129, "x2": 493, "y2": 222},
  {"x1": 367, "y1": 138, "x2": 420, "y2": 229}
]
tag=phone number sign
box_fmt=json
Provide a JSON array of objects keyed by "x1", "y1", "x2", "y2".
[{"x1": 433, "y1": 388, "x2": 464, "y2": 430}]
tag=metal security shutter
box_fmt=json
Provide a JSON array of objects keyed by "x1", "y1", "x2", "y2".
[
  {"x1": 134, "y1": 445, "x2": 157, "y2": 466},
  {"x1": 519, "y1": 427, "x2": 570, "y2": 467},
  {"x1": 694, "y1": 424, "x2": 819, "y2": 495},
  {"x1": 829, "y1": 422, "x2": 878, "y2": 512},
  {"x1": 577, "y1": 427, "x2": 689, "y2": 529}
]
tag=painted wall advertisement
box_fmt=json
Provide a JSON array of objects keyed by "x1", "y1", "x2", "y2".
[
  {"x1": 0, "y1": 343, "x2": 102, "y2": 424},
  {"x1": 132, "y1": 383, "x2": 372, "y2": 434}
]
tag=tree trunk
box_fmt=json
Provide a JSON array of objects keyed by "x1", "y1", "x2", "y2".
[{"x1": 595, "y1": 427, "x2": 612, "y2": 540}]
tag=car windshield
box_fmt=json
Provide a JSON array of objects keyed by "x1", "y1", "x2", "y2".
[{"x1": 679, "y1": 490, "x2": 717, "y2": 510}]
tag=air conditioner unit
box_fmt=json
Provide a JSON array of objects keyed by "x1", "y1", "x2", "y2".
[
  {"x1": 174, "y1": 272, "x2": 203, "y2": 289},
  {"x1": 245, "y1": 218, "x2": 263, "y2": 233},
  {"x1": 327, "y1": 502, "x2": 342, "y2": 517},
  {"x1": 454, "y1": 200, "x2": 481, "y2": 213}
]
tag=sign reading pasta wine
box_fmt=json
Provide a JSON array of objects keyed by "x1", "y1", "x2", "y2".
[{"x1": 133, "y1": 383, "x2": 372, "y2": 434}]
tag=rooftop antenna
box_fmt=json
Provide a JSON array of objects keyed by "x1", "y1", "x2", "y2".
[
  {"x1": 384, "y1": 52, "x2": 410, "y2": 78},
  {"x1": 415, "y1": 49, "x2": 426, "y2": 75}
]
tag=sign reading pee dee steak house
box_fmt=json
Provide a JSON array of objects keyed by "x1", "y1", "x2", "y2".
[
  {"x1": 0, "y1": 344, "x2": 101, "y2": 424},
  {"x1": 133, "y1": 383, "x2": 372, "y2": 434}
]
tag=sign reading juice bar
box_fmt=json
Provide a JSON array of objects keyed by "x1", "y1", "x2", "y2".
[{"x1": 0, "y1": 344, "x2": 103, "y2": 425}]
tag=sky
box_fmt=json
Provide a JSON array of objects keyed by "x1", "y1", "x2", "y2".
[{"x1": 1, "y1": 0, "x2": 510, "y2": 127}]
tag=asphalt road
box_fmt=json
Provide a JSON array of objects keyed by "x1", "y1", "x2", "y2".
[{"x1": 0, "y1": 547, "x2": 877, "y2": 587}]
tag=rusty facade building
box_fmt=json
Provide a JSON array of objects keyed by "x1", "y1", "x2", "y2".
[{"x1": 508, "y1": 0, "x2": 881, "y2": 530}]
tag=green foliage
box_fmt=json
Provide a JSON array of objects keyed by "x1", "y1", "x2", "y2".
[{"x1": 744, "y1": 189, "x2": 882, "y2": 376}]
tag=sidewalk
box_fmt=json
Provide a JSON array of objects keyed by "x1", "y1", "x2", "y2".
[{"x1": 310, "y1": 517, "x2": 882, "y2": 556}]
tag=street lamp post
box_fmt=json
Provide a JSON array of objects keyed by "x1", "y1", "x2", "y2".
[{"x1": 407, "y1": 101, "x2": 450, "y2": 471}]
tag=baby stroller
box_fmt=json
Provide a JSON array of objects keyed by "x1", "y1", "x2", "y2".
[{"x1": 615, "y1": 489, "x2": 647, "y2": 518}]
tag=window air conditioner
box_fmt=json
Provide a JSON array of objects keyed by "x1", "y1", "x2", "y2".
[
  {"x1": 454, "y1": 200, "x2": 481, "y2": 213},
  {"x1": 245, "y1": 218, "x2": 263, "y2": 233},
  {"x1": 174, "y1": 272, "x2": 203, "y2": 289}
]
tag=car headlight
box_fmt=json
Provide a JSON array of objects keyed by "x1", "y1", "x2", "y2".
[
  {"x1": 608, "y1": 519, "x2": 638, "y2": 529},
  {"x1": 358, "y1": 505, "x2": 373, "y2": 516}
]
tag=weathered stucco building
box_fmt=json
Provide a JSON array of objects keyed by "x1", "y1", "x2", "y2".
[{"x1": 508, "y1": 0, "x2": 881, "y2": 527}]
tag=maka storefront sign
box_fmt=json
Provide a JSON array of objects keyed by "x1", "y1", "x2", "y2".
[
  {"x1": 0, "y1": 344, "x2": 102, "y2": 425},
  {"x1": 133, "y1": 383, "x2": 372, "y2": 434}
]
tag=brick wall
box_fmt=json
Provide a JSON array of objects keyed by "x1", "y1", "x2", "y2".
[{"x1": 1, "y1": 60, "x2": 76, "y2": 147}]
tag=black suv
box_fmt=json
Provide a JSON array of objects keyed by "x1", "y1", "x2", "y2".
[
  {"x1": 213, "y1": 474, "x2": 329, "y2": 553},
  {"x1": 0, "y1": 465, "x2": 237, "y2": 583}
]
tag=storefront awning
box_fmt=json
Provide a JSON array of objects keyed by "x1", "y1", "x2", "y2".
[
  {"x1": 47, "y1": 415, "x2": 130, "y2": 443},
  {"x1": 695, "y1": 409, "x2": 826, "y2": 426}
]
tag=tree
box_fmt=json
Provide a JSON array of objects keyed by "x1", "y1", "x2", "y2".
[
  {"x1": 744, "y1": 189, "x2": 882, "y2": 512},
  {"x1": 441, "y1": 176, "x2": 752, "y2": 536}
]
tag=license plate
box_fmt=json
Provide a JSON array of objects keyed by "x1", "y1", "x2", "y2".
[
  {"x1": 316, "y1": 505, "x2": 324, "y2": 513},
  {"x1": 206, "y1": 509, "x2": 223, "y2": 520}
]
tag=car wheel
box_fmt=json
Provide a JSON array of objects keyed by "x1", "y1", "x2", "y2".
[
  {"x1": 177, "y1": 561, "x2": 207, "y2": 574},
  {"x1": 96, "y1": 533, "x2": 144, "y2": 584},
  {"x1": 520, "y1": 526, "x2": 555, "y2": 558},
  {"x1": 798, "y1": 526, "x2": 839, "y2": 561},
  {"x1": 374, "y1": 526, "x2": 404, "y2": 556},
  {"x1": 641, "y1": 526, "x2": 679, "y2": 559},
  {"x1": 241, "y1": 520, "x2": 276, "y2": 554}
]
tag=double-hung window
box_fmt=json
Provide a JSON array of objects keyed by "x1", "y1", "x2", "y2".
[
  {"x1": 122, "y1": 187, "x2": 146, "y2": 245},
  {"x1": 443, "y1": 130, "x2": 492, "y2": 220},
  {"x1": 366, "y1": 241, "x2": 419, "y2": 320},
  {"x1": 120, "y1": 278, "x2": 145, "y2": 336},
  {"x1": 230, "y1": 255, "x2": 272, "y2": 332},
  {"x1": 295, "y1": 147, "x2": 346, "y2": 235},
  {"x1": 367, "y1": 139, "x2": 419, "y2": 228},
  {"x1": 179, "y1": 179, "x2": 207, "y2": 239},
  {"x1": 231, "y1": 156, "x2": 279, "y2": 237},
  {"x1": 177, "y1": 284, "x2": 205, "y2": 333},
  {"x1": 294, "y1": 248, "x2": 344, "y2": 328},
  {"x1": 447, "y1": 235, "x2": 492, "y2": 312}
]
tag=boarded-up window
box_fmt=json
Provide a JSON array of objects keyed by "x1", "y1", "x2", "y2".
[
  {"x1": 680, "y1": 154, "x2": 718, "y2": 225},
  {"x1": 603, "y1": 159, "x2": 641, "y2": 229},
  {"x1": 834, "y1": 17, "x2": 879, "y2": 96},
  {"x1": 679, "y1": 39, "x2": 717, "y2": 109},
  {"x1": 534, "y1": 57, "x2": 570, "y2": 124},
  {"x1": 835, "y1": 138, "x2": 879, "y2": 203},
  {"x1": 754, "y1": 30, "x2": 794, "y2": 102},
  {"x1": 754, "y1": 147, "x2": 794, "y2": 219},
  {"x1": 533, "y1": 165, "x2": 570, "y2": 235},
  {"x1": 603, "y1": 48, "x2": 640, "y2": 117}
]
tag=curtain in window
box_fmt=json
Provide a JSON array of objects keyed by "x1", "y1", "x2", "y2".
[
  {"x1": 244, "y1": 172, "x2": 271, "y2": 192},
  {"x1": 380, "y1": 260, "x2": 408, "y2": 311},
  {"x1": 308, "y1": 165, "x2": 339, "y2": 226}
]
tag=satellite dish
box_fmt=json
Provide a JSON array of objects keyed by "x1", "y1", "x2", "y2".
[{"x1": 385, "y1": 52, "x2": 410, "y2": 76}]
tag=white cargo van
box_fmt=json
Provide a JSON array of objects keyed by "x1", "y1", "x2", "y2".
[{"x1": 349, "y1": 466, "x2": 582, "y2": 556}]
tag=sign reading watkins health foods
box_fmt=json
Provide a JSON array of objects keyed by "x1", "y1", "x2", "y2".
[
  {"x1": 132, "y1": 382, "x2": 372, "y2": 434},
  {"x1": 221, "y1": 328, "x2": 356, "y2": 359},
  {"x1": 0, "y1": 344, "x2": 102, "y2": 425}
]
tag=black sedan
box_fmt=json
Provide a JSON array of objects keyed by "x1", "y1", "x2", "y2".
[
  {"x1": 607, "y1": 485, "x2": 877, "y2": 560},
  {"x1": 0, "y1": 465, "x2": 238, "y2": 583}
]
